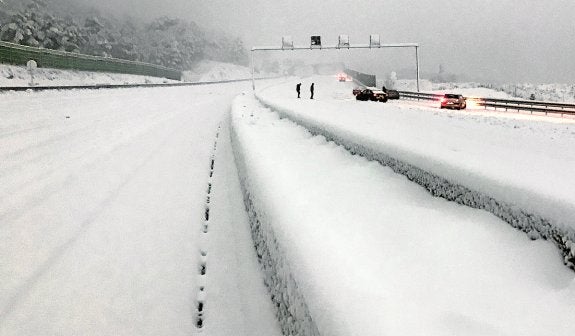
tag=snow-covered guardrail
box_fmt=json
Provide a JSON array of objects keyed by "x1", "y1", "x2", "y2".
[
  {"x1": 398, "y1": 91, "x2": 442, "y2": 101},
  {"x1": 399, "y1": 90, "x2": 575, "y2": 116},
  {"x1": 0, "y1": 77, "x2": 280, "y2": 92},
  {"x1": 480, "y1": 97, "x2": 575, "y2": 116}
]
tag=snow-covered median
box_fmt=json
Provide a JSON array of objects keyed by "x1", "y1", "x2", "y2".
[
  {"x1": 255, "y1": 76, "x2": 575, "y2": 269},
  {"x1": 231, "y1": 92, "x2": 575, "y2": 336}
]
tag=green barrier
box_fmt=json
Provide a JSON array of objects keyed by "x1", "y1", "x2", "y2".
[
  {"x1": 344, "y1": 68, "x2": 376, "y2": 87},
  {"x1": 0, "y1": 41, "x2": 181, "y2": 80}
]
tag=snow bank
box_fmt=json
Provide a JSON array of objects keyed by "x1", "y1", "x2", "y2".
[
  {"x1": 255, "y1": 76, "x2": 575, "y2": 270},
  {"x1": 0, "y1": 64, "x2": 177, "y2": 86},
  {"x1": 231, "y1": 95, "x2": 320, "y2": 336},
  {"x1": 230, "y1": 92, "x2": 575, "y2": 335}
]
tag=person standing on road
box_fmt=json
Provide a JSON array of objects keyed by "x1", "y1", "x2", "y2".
[
  {"x1": 310, "y1": 83, "x2": 315, "y2": 99},
  {"x1": 296, "y1": 83, "x2": 301, "y2": 98}
]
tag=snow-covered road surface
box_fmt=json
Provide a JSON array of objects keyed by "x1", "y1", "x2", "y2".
[
  {"x1": 0, "y1": 85, "x2": 280, "y2": 335},
  {"x1": 232, "y1": 92, "x2": 575, "y2": 336}
]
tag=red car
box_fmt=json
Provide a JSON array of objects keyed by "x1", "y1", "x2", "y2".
[{"x1": 440, "y1": 94, "x2": 466, "y2": 109}]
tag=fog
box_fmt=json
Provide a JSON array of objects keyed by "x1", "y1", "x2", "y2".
[{"x1": 49, "y1": 0, "x2": 575, "y2": 83}]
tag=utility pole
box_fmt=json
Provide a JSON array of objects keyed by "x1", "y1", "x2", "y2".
[{"x1": 415, "y1": 46, "x2": 420, "y2": 92}]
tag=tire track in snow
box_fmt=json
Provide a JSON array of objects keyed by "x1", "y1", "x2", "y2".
[
  {"x1": 0, "y1": 113, "x2": 185, "y2": 323},
  {"x1": 0, "y1": 109, "x2": 180, "y2": 228},
  {"x1": 194, "y1": 125, "x2": 221, "y2": 332},
  {"x1": 0, "y1": 102, "x2": 165, "y2": 177},
  {"x1": 0, "y1": 110, "x2": 157, "y2": 204}
]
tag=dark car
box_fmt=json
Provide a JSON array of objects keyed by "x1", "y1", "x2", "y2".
[
  {"x1": 356, "y1": 88, "x2": 388, "y2": 102},
  {"x1": 352, "y1": 87, "x2": 362, "y2": 96},
  {"x1": 387, "y1": 90, "x2": 400, "y2": 100},
  {"x1": 440, "y1": 94, "x2": 466, "y2": 109}
]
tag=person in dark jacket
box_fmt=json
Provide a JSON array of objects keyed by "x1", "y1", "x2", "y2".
[
  {"x1": 310, "y1": 83, "x2": 315, "y2": 99},
  {"x1": 296, "y1": 83, "x2": 301, "y2": 98}
]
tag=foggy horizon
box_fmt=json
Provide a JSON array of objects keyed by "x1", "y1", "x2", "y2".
[{"x1": 8, "y1": 0, "x2": 575, "y2": 83}]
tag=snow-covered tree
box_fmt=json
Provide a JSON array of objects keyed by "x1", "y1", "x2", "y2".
[{"x1": 0, "y1": 0, "x2": 248, "y2": 70}]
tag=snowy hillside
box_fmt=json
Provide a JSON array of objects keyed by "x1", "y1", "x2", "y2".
[
  {"x1": 496, "y1": 82, "x2": 575, "y2": 102},
  {"x1": 0, "y1": 1, "x2": 248, "y2": 69},
  {"x1": 182, "y1": 60, "x2": 253, "y2": 82}
]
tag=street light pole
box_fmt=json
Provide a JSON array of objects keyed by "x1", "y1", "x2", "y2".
[
  {"x1": 251, "y1": 49, "x2": 255, "y2": 90},
  {"x1": 415, "y1": 46, "x2": 420, "y2": 92}
]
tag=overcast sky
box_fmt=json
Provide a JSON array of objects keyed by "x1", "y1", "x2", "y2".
[{"x1": 68, "y1": 0, "x2": 575, "y2": 83}]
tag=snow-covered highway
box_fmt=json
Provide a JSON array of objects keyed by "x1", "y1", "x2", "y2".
[{"x1": 2, "y1": 75, "x2": 575, "y2": 336}]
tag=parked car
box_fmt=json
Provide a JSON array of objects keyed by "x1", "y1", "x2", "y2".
[
  {"x1": 352, "y1": 87, "x2": 362, "y2": 96},
  {"x1": 440, "y1": 93, "x2": 466, "y2": 109},
  {"x1": 356, "y1": 87, "x2": 388, "y2": 102},
  {"x1": 387, "y1": 90, "x2": 400, "y2": 100}
]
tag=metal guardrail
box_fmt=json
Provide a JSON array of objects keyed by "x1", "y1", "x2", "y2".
[
  {"x1": 398, "y1": 91, "x2": 442, "y2": 101},
  {"x1": 0, "y1": 41, "x2": 182, "y2": 80},
  {"x1": 398, "y1": 90, "x2": 575, "y2": 117}
]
